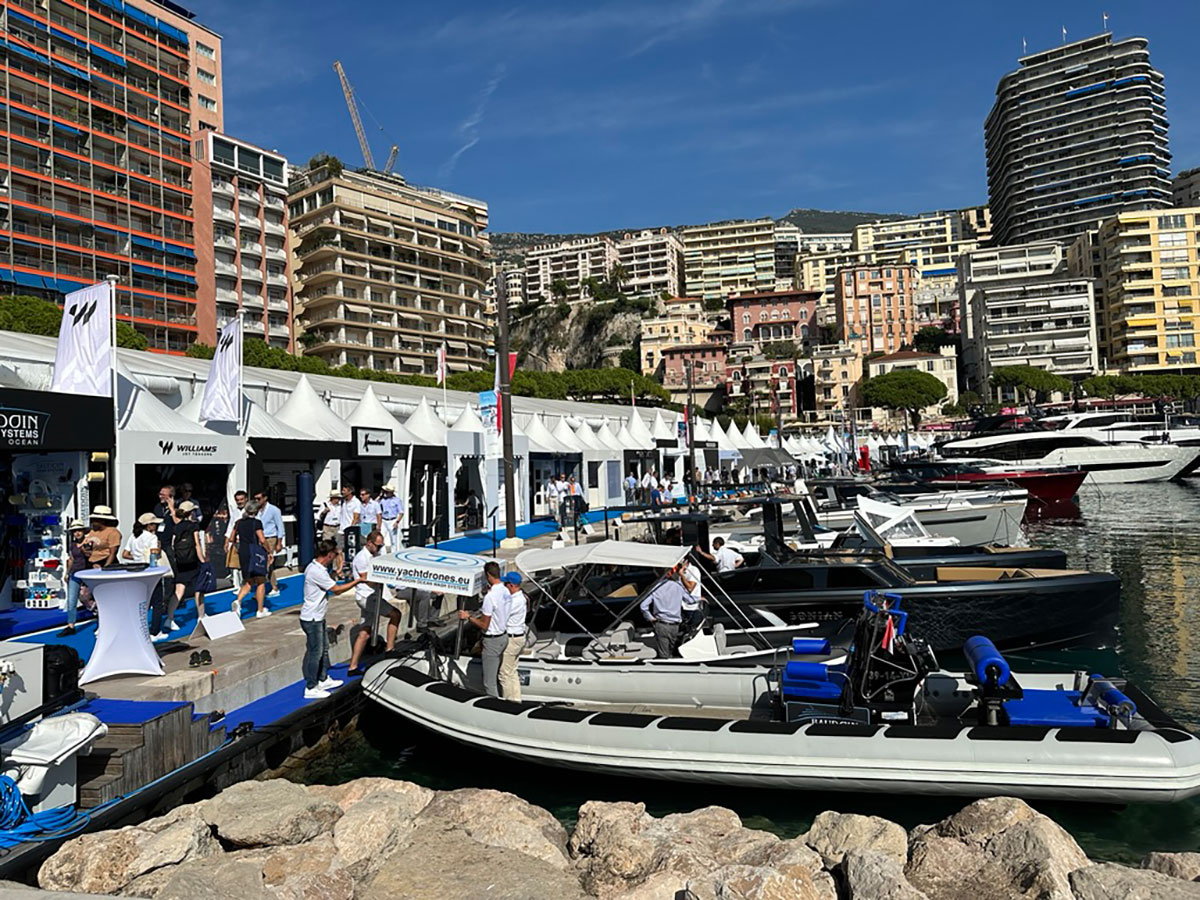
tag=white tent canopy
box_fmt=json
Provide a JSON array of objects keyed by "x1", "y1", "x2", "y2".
[
  {"x1": 449, "y1": 403, "x2": 484, "y2": 433},
  {"x1": 650, "y1": 410, "x2": 675, "y2": 442},
  {"x1": 275, "y1": 374, "x2": 351, "y2": 442},
  {"x1": 405, "y1": 396, "x2": 448, "y2": 445},
  {"x1": 178, "y1": 390, "x2": 311, "y2": 441},
  {"x1": 595, "y1": 420, "x2": 626, "y2": 453},
  {"x1": 550, "y1": 416, "x2": 584, "y2": 452},
  {"x1": 348, "y1": 384, "x2": 420, "y2": 444},
  {"x1": 615, "y1": 421, "x2": 641, "y2": 452},
  {"x1": 742, "y1": 420, "x2": 766, "y2": 449},
  {"x1": 692, "y1": 417, "x2": 713, "y2": 443},
  {"x1": 525, "y1": 413, "x2": 572, "y2": 454},
  {"x1": 516, "y1": 539, "x2": 688, "y2": 574},
  {"x1": 626, "y1": 411, "x2": 655, "y2": 448},
  {"x1": 573, "y1": 421, "x2": 603, "y2": 450}
]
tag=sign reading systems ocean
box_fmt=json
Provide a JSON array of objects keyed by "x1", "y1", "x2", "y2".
[
  {"x1": 367, "y1": 547, "x2": 489, "y2": 597},
  {"x1": 0, "y1": 388, "x2": 114, "y2": 450}
]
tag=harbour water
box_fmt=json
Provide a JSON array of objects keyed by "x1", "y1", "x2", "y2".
[{"x1": 301, "y1": 481, "x2": 1200, "y2": 863}]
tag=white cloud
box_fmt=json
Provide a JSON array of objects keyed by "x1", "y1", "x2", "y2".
[{"x1": 439, "y1": 63, "x2": 508, "y2": 178}]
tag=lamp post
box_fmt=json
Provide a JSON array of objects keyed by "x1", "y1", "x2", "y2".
[{"x1": 496, "y1": 280, "x2": 520, "y2": 548}]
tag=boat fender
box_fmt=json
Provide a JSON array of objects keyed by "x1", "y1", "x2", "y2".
[
  {"x1": 784, "y1": 661, "x2": 831, "y2": 683},
  {"x1": 1089, "y1": 676, "x2": 1137, "y2": 720},
  {"x1": 963, "y1": 635, "x2": 1010, "y2": 687},
  {"x1": 792, "y1": 638, "x2": 832, "y2": 655}
]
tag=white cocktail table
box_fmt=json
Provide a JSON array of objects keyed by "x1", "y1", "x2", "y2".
[{"x1": 74, "y1": 566, "x2": 168, "y2": 684}]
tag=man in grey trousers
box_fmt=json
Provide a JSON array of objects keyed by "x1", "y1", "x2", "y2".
[
  {"x1": 639, "y1": 567, "x2": 690, "y2": 659},
  {"x1": 459, "y1": 561, "x2": 509, "y2": 696}
]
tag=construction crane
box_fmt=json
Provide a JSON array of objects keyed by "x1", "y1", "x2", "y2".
[
  {"x1": 383, "y1": 144, "x2": 399, "y2": 175},
  {"x1": 333, "y1": 60, "x2": 375, "y2": 170}
]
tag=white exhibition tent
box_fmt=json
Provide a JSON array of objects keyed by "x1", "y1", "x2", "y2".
[
  {"x1": 626, "y1": 410, "x2": 655, "y2": 448},
  {"x1": 650, "y1": 410, "x2": 676, "y2": 442},
  {"x1": 276, "y1": 374, "x2": 351, "y2": 442},
  {"x1": 524, "y1": 413, "x2": 572, "y2": 454},
  {"x1": 742, "y1": 421, "x2": 767, "y2": 449},
  {"x1": 177, "y1": 390, "x2": 311, "y2": 441},
  {"x1": 348, "y1": 384, "x2": 420, "y2": 445},
  {"x1": 404, "y1": 396, "x2": 449, "y2": 446},
  {"x1": 595, "y1": 420, "x2": 626, "y2": 453},
  {"x1": 572, "y1": 421, "x2": 603, "y2": 451},
  {"x1": 551, "y1": 416, "x2": 585, "y2": 453},
  {"x1": 449, "y1": 404, "x2": 484, "y2": 433}
]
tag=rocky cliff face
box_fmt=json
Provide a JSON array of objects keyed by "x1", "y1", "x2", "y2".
[
  {"x1": 35, "y1": 780, "x2": 1200, "y2": 900},
  {"x1": 510, "y1": 303, "x2": 642, "y2": 371}
]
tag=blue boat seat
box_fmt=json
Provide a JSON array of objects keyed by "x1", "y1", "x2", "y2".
[
  {"x1": 792, "y1": 637, "x2": 832, "y2": 655},
  {"x1": 782, "y1": 661, "x2": 844, "y2": 702},
  {"x1": 1003, "y1": 690, "x2": 1109, "y2": 728}
]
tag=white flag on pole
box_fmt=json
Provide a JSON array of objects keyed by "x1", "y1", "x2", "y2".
[
  {"x1": 50, "y1": 281, "x2": 114, "y2": 397},
  {"x1": 199, "y1": 318, "x2": 242, "y2": 423},
  {"x1": 436, "y1": 341, "x2": 448, "y2": 385}
]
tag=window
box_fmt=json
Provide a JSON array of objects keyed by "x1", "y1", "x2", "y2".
[
  {"x1": 212, "y1": 138, "x2": 236, "y2": 166},
  {"x1": 742, "y1": 313, "x2": 750, "y2": 324},
  {"x1": 1160, "y1": 249, "x2": 1189, "y2": 264},
  {"x1": 199, "y1": 95, "x2": 217, "y2": 111},
  {"x1": 263, "y1": 158, "x2": 284, "y2": 183},
  {"x1": 1159, "y1": 231, "x2": 1188, "y2": 247},
  {"x1": 1162, "y1": 267, "x2": 1190, "y2": 281},
  {"x1": 197, "y1": 68, "x2": 216, "y2": 86},
  {"x1": 1163, "y1": 286, "x2": 1191, "y2": 297},
  {"x1": 1158, "y1": 215, "x2": 1187, "y2": 230},
  {"x1": 197, "y1": 42, "x2": 216, "y2": 60}
]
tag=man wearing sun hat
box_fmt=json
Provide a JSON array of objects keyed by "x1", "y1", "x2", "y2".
[
  {"x1": 378, "y1": 482, "x2": 403, "y2": 550},
  {"x1": 81, "y1": 506, "x2": 121, "y2": 568},
  {"x1": 498, "y1": 571, "x2": 527, "y2": 701}
]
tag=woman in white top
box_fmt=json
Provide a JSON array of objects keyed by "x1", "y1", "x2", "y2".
[{"x1": 122, "y1": 512, "x2": 173, "y2": 640}]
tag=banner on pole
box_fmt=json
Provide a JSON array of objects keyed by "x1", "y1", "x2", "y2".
[
  {"x1": 480, "y1": 390, "x2": 500, "y2": 460},
  {"x1": 199, "y1": 318, "x2": 242, "y2": 423},
  {"x1": 50, "y1": 282, "x2": 114, "y2": 397}
]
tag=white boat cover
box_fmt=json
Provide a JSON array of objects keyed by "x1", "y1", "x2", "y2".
[
  {"x1": 275, "y1": 374, "x2": 351, "y2": 441},
  {"x1": 516, "y1": 539, "x2": 689, "y2": 574},
  {"x1": 405, "y1": 396, "x2": 448, "y2": 445},
  {"x1": 650, "y1": 410, "x2": 675, "y2": 441},
  {"x1": 349, "y1": 385, "x2": 420, "y2": 444},
  {"x1": 449, "y1": 404, "x2": 484, "y2": 433}
]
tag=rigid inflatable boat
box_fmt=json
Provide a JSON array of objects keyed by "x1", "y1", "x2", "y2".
[{"x1": 363, "y1": 593, "x2": 1200, "y2": 804}]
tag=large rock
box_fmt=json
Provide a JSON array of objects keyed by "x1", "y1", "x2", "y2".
[
  {"x1": 568, "y1": 801, "x2": 827, "y2": 900},
  {"x1": 200, "y1": 780, "x2": 342, "y2": 848},
  {"x1": 842, "y1": 848, "x2": 929, "y2": 900},
  {"x1": 1071, "y1": 862, "x2": 1200, "y2": 899},
  {"x1": 255, "y1": 835, "x2": 353, "y2": 900},
  {"x1": 308, "y1": 776, "x2": 434, "y2": 815},
  {"x1": 805, "y1": 810, "x2": 908, "y2": 867},
  {"x1": 333, "y1": 791, "x2": 423, "y2": 878},
  {"x1": 358, "y1": 822, "x2": 588, "y2": 900},
  {"x1": 154, "y1": 858, "x2": 272, "y2": 900},
  {"x1": 413, "y1": 787, "x2": 571, "y2": 869},
  {"x1": 905, "y1": 797, "x2": 1088, "y2": 900},
  {"x1": 1144, "y1": 852, "x2": 1200, "y2": 882},
  {"x1": 39, "y1": 805, "x2": 219, "y2": 896}
]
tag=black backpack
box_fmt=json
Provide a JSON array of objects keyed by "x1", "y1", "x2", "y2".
[{"x1": 174, "y1": 523, "x2": 198, "y2": 568}]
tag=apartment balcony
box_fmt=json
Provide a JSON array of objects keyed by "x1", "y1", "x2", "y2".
[
  {"x1": 241, "y1": 267, "x2": 263, "y2": 282},
  {"x1": 241, "y1": 294, "x2": 265, "y2": 310},
  {"x1": 240, "y1": 242, "x2": 263, "y2": 258},
  {"x1": 263, "y1": 220, "x2": 286, "y2": 237},
  {"x1": 214, "y1": 234, "x2": 237, "y2": 250},
  {"x1": 216, "y1": 287, "x2": 239, "y2": 304},
  {"x1": 267, "y1": 272, "x2": 287, "y2": 287},
  {"x1": 269, "y1": 323, "x2": 290, "y2": 338},
  {"x1": 265, "y1": 192, "x2": 286, "y2": 210},
  {"x1": 214, "y1": 206, "x2": 235, "y2": 223},
  {"x1": 214, "y1": 259, "x2": 237, "y2": 276},
  {"x1": 239, "y1": 214, "x2": 262, "y2": 230},
  {"x1": 238, "y1": 189, "x2": 260, "y2": 207},
  {"x1": 268, "y1": 297, "x2": 290, "y2": 312},
  {"x1": 265, "y1": 244, "x2": 287, "y2": 262},
  {"x1": 212, "y1": 179, "x2": 235, "y2": 197}
]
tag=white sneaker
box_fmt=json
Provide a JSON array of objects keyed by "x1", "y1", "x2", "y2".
[
  {"x1": 268, "y1": 590, "x2": 280, "y2": 598},
  {"x1": 256, "y1": 609, "x2": 272, "y2": 618},
  {"x1": 151, "y1": 632, "x2": 168, "y2": 642},
  {"x1": 303, "y1": 687, "x2": 330, "y2": 700},
  {"x1": 168, "y1": 621, "x2": 181, "y2": 631},
  {"x1": 318, "y1": 677, "x2": 343, "y2": 690},
  {"x1": 231, "y1": 601, "x2": 240, "y2": 616}
]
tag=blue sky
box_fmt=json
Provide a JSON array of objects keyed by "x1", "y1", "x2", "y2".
[{"x1": 205, "y1": 0, "x2": 1200, "y2": 234}]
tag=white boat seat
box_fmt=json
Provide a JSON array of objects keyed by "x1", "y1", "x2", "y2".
[
  {"x1": 712, "y1": 623, "x2": 727, "y2": 655},
  {"x1": 1, "y1": 712, "x2": 107, "y2": 807}
]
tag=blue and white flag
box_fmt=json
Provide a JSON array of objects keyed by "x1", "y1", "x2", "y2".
[
  {"x1": 200, "y1": 318, "x2": 242, "y2": 423},
  {"x1": 50, "y1": 281, "x2": 114, "y2": 397}
]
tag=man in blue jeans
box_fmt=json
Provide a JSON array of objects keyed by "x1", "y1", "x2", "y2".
[{"x1": 301, "y1": 540, "x2": 365, "y2": 700}]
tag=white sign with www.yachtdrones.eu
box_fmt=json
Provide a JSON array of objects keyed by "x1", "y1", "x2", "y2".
[{"x1": 367, "y1": 547, "x2": 489, "y2": 597}]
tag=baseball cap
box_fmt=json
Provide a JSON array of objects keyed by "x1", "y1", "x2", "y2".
[{"x1": 501, "y1": 572, "x2": 522, "y2": 585}]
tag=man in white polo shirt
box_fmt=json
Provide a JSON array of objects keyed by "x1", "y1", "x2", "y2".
[
  {"x1": 498, "y1": 571, "x2": 527, "y2": 701},
  {"x1": 458, "y1": 561, "x2": 508, "y2": 697},
  {"x1": 301, "y1": 539, "x2": 365, "y2": 700}
]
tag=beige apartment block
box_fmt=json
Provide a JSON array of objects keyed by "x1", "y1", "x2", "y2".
[
  {"x1": 681, "y1": 218, "x2": 776, "y2": 302},
  {"x1": 617, "y1": 228, "x2": 683, "y2": 300},
  {"x1": 524, "y1": 236, "x2": 618, "y2": 303},
  {"x1": 290, "y1": 165, "x2": 490, "y2": 376},
  {"x1": 810, "y1": 343, "x2": 863, "y2": 422},
  {"x1": 192, "y1": 133, "x2": 291, "y2": 349},
  {"x1": 835, "y1": 263, "x2": 919, "y2": 355},
  {"x1": 1096, "y1": 208, "x2": 1200, "y2": 373},
  {"x1": 797, "y1": 250, "x2": 875, "y2": 323},
  {"x1": 640, "y1": 295, "x2": 713, "y2": 375}
]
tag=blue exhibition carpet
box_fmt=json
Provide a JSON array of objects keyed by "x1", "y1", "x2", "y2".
[
  {"x1": 215, "y1": 662, "x2": 360, "y2": 732},
  {"x1": 437, "y1": 510, "x2": 616, "y2": 554},
  {"x1": 0, "y1": 605, "x2": 95, "y2": 641},
  {"x1": 16, "y1": 573, "x2": 306, "y2": 663},
  {"x1": 78, "y1": 697, "x2": 190, "y2": 726}
]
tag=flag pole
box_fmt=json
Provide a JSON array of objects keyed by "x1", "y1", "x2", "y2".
[{"x1": 105, "y1": 275, "x2": 119, "y2": 420}]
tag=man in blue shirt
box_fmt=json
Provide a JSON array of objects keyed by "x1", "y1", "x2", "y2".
[
  {"x1": 254, "y1": 490, "x2": 285, "y2": 596},
  {"x1": 639, "y1": 568, "x2": 690, "y2": 658},
  {"x1": 379, "y1": 482, "x2": 404, "y2": 549}
]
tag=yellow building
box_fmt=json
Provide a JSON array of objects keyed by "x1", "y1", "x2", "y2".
[
  {"x1": 1097, "y1": 209, "x2": 1200, "y2": 372},
  {"x1": 639, "y1": 296, "x2": 713, "y2": 376},
  {"x1": 809, "y1": 343, "x2": 863, "y2": 424},
  {"x1": 681, "y1": 218, "x2": 776, "y2": 302}
]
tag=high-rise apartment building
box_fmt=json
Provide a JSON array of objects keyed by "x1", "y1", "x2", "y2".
[
  {"x1": 1171, "y1": 169, "x2": 1200, "y2": 208},
  {"x1": 796, "y1": 249, "x2": 874, "y2": 323},
  {"x1": 959, "y1": 243, "x2": 1098, "y2": 395},
  {"x1": 616, "y1": 228, "x2": 683, "y2": 300},
  {"x1": 289, "y1": 163, "x2": 490, "y2": 376},
  {"x1": 523, "y1": 236, "x2": 618, "y2": 304},
  {"x1": 797, "y1": 233, "x2": 853, "y2": 255},
  {"x1": 681, "y1": 218, "x2": 775, "y2": 302},
  {"x1": 191, "y1": 133, "x2": 291, "y2": 349},
  {"x1": 835, "y1": 264, "x2": 918, "y2": 355},
  {"x1": 0, "y1": 0, "x2": 222, "y2": 352},
  {"x1": 1095, "y1": 209, "x2": 1200, "y2": 372},
  {"x1": 985, "y1": 34, "x2": 1171, "y2": 247},
  {"x1": 852, "y1": 207, "x2": 991, "y2": 327}
]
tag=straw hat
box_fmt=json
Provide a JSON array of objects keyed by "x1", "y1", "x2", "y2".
[
  {"x1": 329, "y1": 490, "x2": 341, "y2": 499},
  {"x1": 90, "y1": 505, "x2": 118, "y2": 522},
  {"x1": 137, "y1": 512, "x2": 163, "y2": 526},
  {"x1": 177, "y1": 500, "x2": 196, "y2": 514},
  {"x1": 382, "y1": 482, "x2": 396, "y2": 493},
  {"x1": 67, "y1": 519, "x2": 87, "y2": 531}
]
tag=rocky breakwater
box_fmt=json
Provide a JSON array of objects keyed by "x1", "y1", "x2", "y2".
[{"x1": 33, "y1": 780, "x2": 1200, "y2": 900}]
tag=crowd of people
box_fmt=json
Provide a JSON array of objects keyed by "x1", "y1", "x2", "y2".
[{"x1": 315, "y1": 482, "x2": 405, "y2": 573}]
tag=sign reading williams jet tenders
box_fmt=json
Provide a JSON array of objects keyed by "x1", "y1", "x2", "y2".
[{"x1": 367, "y1": 547, "x2": 489, "y2": 597}]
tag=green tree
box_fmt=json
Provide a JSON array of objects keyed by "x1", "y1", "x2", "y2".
[
  {"x1": 0, "y1": 293, "x2": 146, "y2": 350},
  {"x1": 307, "y1": 153, "x2": 343, "y2": 177},
  {"x1": 914, "y1": 325, "x2": 956, "y2": 354},
  {"x1": 860, "y1": 369, "x2": 948, "y2": 429},
  {"x1": 990, "y1": 365, "x2": 1072, "y2": 405},
  {"x1": 550, "y1": 279, "x2": 570, "y2": 302},
  {"x1": 762, "y1": 340, "x2": 800, "y2": 360},
  {"x1": 618, "y1": 347, "x2": 639, "y2": 371},
  {"x1": 186, "y1": 342, "x2": 215, "y2": 359}
]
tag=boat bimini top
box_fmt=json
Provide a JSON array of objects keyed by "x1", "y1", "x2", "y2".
[{"x1": 516, "y1": 540, "x2": 690, "y2": 575}]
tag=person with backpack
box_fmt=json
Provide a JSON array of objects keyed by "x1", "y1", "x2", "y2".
[
  {"x1": 167, "y1": 499, "x2": 208, "y2": 629},
  {"x1": 226, "y1": 499, "x2": 270, "y2": 619}
]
